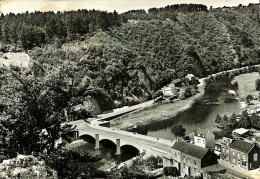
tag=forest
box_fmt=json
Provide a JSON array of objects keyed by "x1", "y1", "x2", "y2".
[
  {"x1": 1, "y1": 3, "x2": 259, "y2": 113},
  {"x1": 0, "y1": 4, "x2": 260, "y2": 178}
]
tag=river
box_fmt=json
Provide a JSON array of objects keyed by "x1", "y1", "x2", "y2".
[{"x1": 132, "y1": 72, "x2": 259, "y2": 140}]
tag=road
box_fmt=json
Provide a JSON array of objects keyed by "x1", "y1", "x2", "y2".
[{"x1": 69, "y1": 120, "x2": 173, "y2": 155}]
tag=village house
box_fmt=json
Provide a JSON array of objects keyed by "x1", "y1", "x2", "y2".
[
  {"x1": 214, "y1": 138, "x2": 260, "y2": 170},
  {"x1": 162, "y1": 84, "x2": 178, "y2": 97},
  {"x1": 185, "y1": 74, "x2": 197, "y2": 85},
  {"x1": 214, "y1": 137, "x2": 232, "y2": 157},
  {"x1": 163, "y1": 141, "x2": 218, "y2": 177},
  {"x1": 193, "y1": 130, "x2": 215, "y2": 150}
]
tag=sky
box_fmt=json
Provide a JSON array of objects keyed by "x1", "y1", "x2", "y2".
[{"x1": 0, "y1": 0, "x2": 259, "y2": 14}]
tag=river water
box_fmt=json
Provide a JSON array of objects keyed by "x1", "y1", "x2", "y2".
[{"x1": 133, "y1": 72, "x2": 259, "y2": 140}]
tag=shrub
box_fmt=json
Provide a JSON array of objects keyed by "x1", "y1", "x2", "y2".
[{"x1": 163, "y1": 166, "x2": 180, "y2": 177}]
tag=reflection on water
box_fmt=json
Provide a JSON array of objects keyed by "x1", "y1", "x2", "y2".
[{"x1": 132, "y1": 78, "x2": 243, "y2": 140}]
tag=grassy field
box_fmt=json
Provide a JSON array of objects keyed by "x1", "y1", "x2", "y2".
[{"x1": 234, "y1": 72, "x2": 259, "y2": 98}]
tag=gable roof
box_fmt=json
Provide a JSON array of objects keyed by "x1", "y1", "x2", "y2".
[
  {"x1": 230, "y1": 140, "x2": 255, "y2": 153},
  {"x1": 172, "y1": 141, "x2": 209, "y2": 159}
]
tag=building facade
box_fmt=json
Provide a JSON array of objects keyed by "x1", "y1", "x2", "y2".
[
  {"x1": 214, "y1": 138, "x2": 260, "y2": 170},
  {"x1": 193, "y1": 130, "x2": 216, "y2": 149},
  {"x1": 164, "y1": 141, "x2": 218, "y2": 177}
]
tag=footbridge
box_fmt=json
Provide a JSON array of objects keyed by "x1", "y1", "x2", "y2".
[{"x1": 69, "y1": 120, "x2": 174, "y2": 158}]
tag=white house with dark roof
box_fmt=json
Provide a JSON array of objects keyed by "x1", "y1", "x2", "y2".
[
  {"x1": 193, "y1": 129, "x2": 215, "y2": 149},
  {"x1": 164, "y1": 141, "x2": 218, "y2": 177}
]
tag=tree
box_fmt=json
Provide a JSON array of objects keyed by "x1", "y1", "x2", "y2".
[
  {"x1": 213, "y1": 130, "x2": 232, "y2": 140},
  {"x1": 224, "y1": 113, "x2": 237, "y2": 132},
  {"x1": 220, "y1": 115, "x2": 229, "y2": 128},
  {"x1": 0, "y1": 63, "x2": 106, "y2": 178},
  {"x1": 246, "y1": 94, "x2": 253, "y2": 104},
  {"x1": 163, "y1": 166, "x2": 180, "y2": 177},
  {"x1": 184, "y1": 87, "x2": 192, "y2": 98},
  {"x1": 250, "y1": 113, "x2": 259, "y2": 128},
  {"x1": 171, "y1": 125, "x2": 186, "y2": 139},
  {"x1": 0, "y1": 62, "x2": 89, "y2": 156},
  {"x1": 256, "y1": 79, "x2": 260, "y2": 91},
  {"x1": 215, "y1": 114, "x2": 222, "y2": 124},
  {"x1": 238, "y1": 110, "x2": 250, "y2": 128}
]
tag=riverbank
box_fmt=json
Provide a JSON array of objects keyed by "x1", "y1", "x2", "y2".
[
  {"x1": 110, "y1": 78, "x2": 206, "y2": 130},
  {"x1": 111, "y1": 65, "x2": 260, "y2": 130}
]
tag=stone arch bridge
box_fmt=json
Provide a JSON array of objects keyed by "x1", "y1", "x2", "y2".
[{"x1": 68, "y1": 120, "x2": 173, "y2": 158}]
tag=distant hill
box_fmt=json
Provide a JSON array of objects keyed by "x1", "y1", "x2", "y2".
[{"x1": 1, "y1": 4, "x2": 260, "y2": 113}]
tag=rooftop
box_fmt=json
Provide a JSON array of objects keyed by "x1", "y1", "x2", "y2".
[
  {"x1": 194, "y1": 132, "x2": 206, "y2": 138},
  {"x1": 172, "y1": 141, "x2": 209, "y2": 159},
  {"x1": 230, "y1": 140, "x2": 255, "y2": 153},
  {"x1": 233, "y1": 128, "x2": 249, "y2": 135}
]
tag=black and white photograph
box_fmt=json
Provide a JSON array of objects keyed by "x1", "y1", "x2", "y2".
[{"x1": 0, "y1": 0, "x2": 259, "y2": 178}]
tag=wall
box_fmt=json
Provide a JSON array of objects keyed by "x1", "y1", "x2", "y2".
[
  {"x1": 229, "y1": 149, "x2": 248, "y2": 169},
  {"x1": 248, "y1": 146, "x2": 260, "y2": 170}
]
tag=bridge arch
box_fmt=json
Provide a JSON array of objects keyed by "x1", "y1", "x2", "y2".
[
  {"x1": 120, "y1": 144, "x2": 140, "y2": 162},
  {"x1": 79, "y1": 134, "x2": 95, "y2": 144},
  {"x1": 99, "y1": 139, "x2": 117, "y2": 149}
]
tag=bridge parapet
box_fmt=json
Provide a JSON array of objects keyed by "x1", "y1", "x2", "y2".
[
  {"x1": 69, "y1": 120, "x2": 173, "y2": 159},
  {"x1": 90, "y1": 123, "x2": 173, "y2": 146}
]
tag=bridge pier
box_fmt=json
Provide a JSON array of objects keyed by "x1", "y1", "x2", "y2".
[
  {"x1": 115, "y1": 139, "x2": 121, "y2": 164},
  {"x1": 116, "y1": 139, "x2": 121, "y2": 155},
  {"x1": 95, "y1": 134, "x2": 100, "y2": 149}
]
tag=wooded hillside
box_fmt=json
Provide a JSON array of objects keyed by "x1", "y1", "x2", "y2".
[{"x1": 1, "y1": 4, "x2": 259, "y2": 112}]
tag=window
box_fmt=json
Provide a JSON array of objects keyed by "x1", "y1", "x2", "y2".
[
  {"x1": 243, "y1": 154, "x2": 246, "y2": 160},
  {"x1": 254, "y1": 153, "x2": 258, "y2": 161},
  {"x1": 197, "y1": 138, "x2": 201, "y2": 143},
  {"x1": 194, "y1": 160, "x2": 197, "y2": 166},
  {"x1": 202, "y1": 140, "x2": 205, "y2": 144},
  {"x1": 242, "y1": 161, "x2": 247, "y2": 167},
  {"x1": 175, "y1": 153, "x2": 177, "y2": 157}
]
